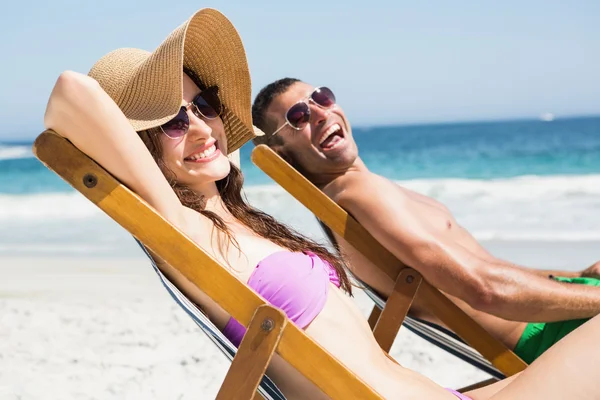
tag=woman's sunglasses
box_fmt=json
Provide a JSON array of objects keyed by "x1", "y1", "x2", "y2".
[
  {"x1": 271, "y1": 87, "x2": 336, "y2": 136},
  {"x1": 160, "y1": 86, "x2": 222, "y2": 139}
]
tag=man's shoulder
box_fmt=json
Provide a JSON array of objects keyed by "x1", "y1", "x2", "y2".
[
  {"x1": 322, "y1": 170, "x2": 369, "y2": 198},
  {"x1": 343, "y1": 170, "x2": 398, "y2": 191},
  {"x1": 327, "y1": 171, "x2": 404, "y2": 205}
]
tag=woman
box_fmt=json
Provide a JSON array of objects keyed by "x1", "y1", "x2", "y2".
[{"x1": 44, "y1": 8, "x2": 600, "y2": 400}]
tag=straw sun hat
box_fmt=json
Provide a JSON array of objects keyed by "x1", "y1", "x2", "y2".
[{"x1": 88, "y1": 8, "x2": 262, "y2": 153}]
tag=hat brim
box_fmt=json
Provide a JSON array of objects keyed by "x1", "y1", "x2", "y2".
[{"x1": 89, "y1": 8, "x2": 262, "y2": 154}]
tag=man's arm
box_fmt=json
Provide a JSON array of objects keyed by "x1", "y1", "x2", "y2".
[
  {"x1": 530, "y1": 261, "x2": 600, "y2": 280},
  {"x1": 528, "y1": 269, "x2": 580, "y2": 279},
  {"x1": 337, "y1": 174, "x2": 600, "y2": 322}
]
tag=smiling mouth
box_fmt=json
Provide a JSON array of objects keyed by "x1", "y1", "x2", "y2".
[
  {"x1": 184, "y1": 142, "x2": 220, "y2": 162},
  {"x1": 318, "y1": 123, "x2": 345, "y2": 150}
]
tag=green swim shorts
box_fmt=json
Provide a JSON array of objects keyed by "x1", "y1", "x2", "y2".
[{"x1": 513, "y1": 276, "x2": 600, "y2": 364}]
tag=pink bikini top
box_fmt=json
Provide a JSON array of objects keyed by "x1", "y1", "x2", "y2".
[{"x1": 222, "y1": 251, "x2": 340, "y2": 347}]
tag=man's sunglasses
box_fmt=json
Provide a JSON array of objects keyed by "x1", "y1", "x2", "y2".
[
  {"x1": 272, "y1": 87, "x2": 336, "y2": 136},
  {"x1": 160, "y1": 86, "x2": 222, "y2": 139}
]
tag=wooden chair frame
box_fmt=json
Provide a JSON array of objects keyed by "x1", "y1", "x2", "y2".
[
  {"x1": 33, "y1": 130, "x2": 385, "y2": 400},
  {"x1": 251, "y1": 144, "x2": 527, "y2": 377}
]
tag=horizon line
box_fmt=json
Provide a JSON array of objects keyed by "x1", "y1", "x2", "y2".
[
  {"x1": 1, "y1": 113, "x2": 599, "y2": 143},
  {"x1": 351, "y1": 113, "x2": 600, "y2": 130}
]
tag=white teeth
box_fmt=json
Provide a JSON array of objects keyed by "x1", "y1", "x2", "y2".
[
  {"x1": 187, "y1": 144, "x2": 216, "y2": 161},
  {"x1": 319, "y1": 124, "x2": 341, "y2": 144}
]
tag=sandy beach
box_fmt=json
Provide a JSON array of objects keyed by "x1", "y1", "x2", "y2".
[
  {"x1": 0, "y1": 255, "x2": 487, "y2": 400},
  {"x1": 2, "y1": 239, "x2": 597, "y2": 400},
  {"x1": 2, "y1": 185, "x2": 598, "y2": 400}
]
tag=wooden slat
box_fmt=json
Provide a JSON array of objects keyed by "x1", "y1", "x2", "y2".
[
  {"x1": 367, "y1": 306, "x2": 382, "y2": 330},
  {"x1": 217, "y1": 305, "x2": 287, "y2": 400},
  {"x1": 251, "y1": 144, "x2": 527, "y2": 376},
  {"x1": 416, "y1": 284, "x2": 524, "y2": 376},
  {"x1": 33, "y1": 130, "x2": 383, "y2": 400},
  {"x1": 252, "y1": 391, "x2": 265, "y2": 400},
  {"x1": 373, "y1": 269, "x2": 422, "y2": 352},
  {"x1": 457, "y1": 377, "x2": 499, "y2": 393}
]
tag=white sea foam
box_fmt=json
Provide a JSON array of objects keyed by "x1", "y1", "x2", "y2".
[
  {"x1": 400, "y1": 174, "x2": 600, "y2": 200},
  {"x1": 0, "y1": 192, "x2": 100, "y2": 220},
  {"x1": 244, "y1": 174, "x2": 600, "y2": 242},
  {"x1": 0, "y1": 145, "x2": 33, "y2": 161},
  {"x1": 2, "y1": 174, "x2": 599, "y2": 256}
]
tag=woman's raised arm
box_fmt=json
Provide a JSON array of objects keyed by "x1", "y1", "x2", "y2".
[{"x1": 44, "y1": 71, "x2": 185, "y2": 229}]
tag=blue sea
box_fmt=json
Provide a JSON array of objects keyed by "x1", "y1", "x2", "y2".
[{"x1": 1, "y1": 116, "x2": 599, "y2": 257}]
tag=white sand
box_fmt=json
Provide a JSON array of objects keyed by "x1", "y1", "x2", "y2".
[
  {"x1": 0, "y1": 254, "x2": 502, "y2": 399},
  {"x1": 3, "y1": 239, "x2": 597, "y2": 400}
]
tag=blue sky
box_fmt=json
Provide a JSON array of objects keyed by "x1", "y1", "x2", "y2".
[{"x1": 1, "y1": 0, "x2": 599, "y2": 139}]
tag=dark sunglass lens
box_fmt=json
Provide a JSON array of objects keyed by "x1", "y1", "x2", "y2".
[
  {"x1": 286, "y1": 102, "x2": 310, "y2": 128},
  {"x1": 312, "y1": 87, "x2": 336, "y2": 108},
  {"x1": 161, "y1": 107, "x2": 189, "y2": 138},
  {"x1": 194, "y1": 90, "x2": 221, "y2": 119}
]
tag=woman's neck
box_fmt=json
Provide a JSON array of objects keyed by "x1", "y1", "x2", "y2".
[{"x1": 192, "y1": 181, "x2": 231, "y2": 217}]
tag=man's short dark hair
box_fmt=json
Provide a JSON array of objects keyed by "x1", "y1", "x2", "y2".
[{"x1": 252, "y1": 77, "x2": 300, "y2": 146}]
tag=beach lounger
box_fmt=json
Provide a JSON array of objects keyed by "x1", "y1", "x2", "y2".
[
  {"x1": 317, "y1": 219, "x2": 507, "y2": 381},
  {"x1": 33, "y1": 130, "x2": 385, "y2": 400},
  {"x1": 135, "y1": 240, "x2": 285, "y2": 400},
  {"x1": 364, "y1": 276, "x2": 507, "y2": 381},
  {"x1": 250, "y1": 144, "x2": 528, "y2": 381}
]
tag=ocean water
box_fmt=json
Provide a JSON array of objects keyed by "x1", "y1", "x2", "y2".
[{"x1": 1, "y1": 116, "x2": 599, "y2": 257}]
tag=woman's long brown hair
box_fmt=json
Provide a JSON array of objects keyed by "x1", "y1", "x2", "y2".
[{"x1": 138, "y1": 105, "x2": 352, "y2": 294}]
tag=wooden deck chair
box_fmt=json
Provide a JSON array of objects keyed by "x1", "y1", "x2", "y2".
[
  {"x1": 251, "y1": 144, "x2": 527, "y2": 382},
  {"x1": 316, "y1": 219, "x2": 507, "y2": 381},
  {"x1": 134, "y1": 240, "x2": 284, "y2": 399},
  {"x1": 33, "y1": 130, "x2": 385, "y2": 400}
]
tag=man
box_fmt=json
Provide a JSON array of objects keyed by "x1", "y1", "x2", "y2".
[{"x1": 252, "y1": 78, "x2": 600, "y2": 363}]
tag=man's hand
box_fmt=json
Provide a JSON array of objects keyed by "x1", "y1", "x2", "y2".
[{"x1": 581, "y1": 261, "x2": 600, "y2": 279}]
